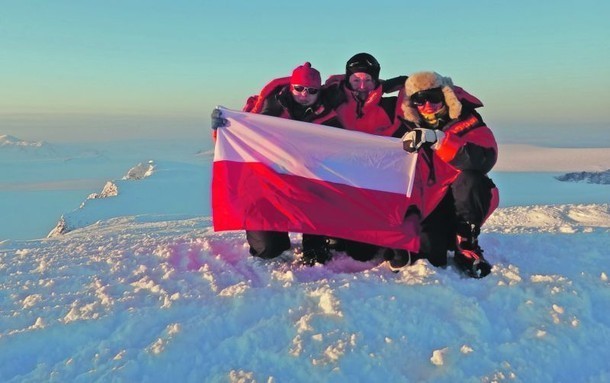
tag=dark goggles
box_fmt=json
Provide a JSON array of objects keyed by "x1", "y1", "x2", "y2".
[
  {"x1": 292, "y1": 85, "x2": 319, "y2": 95},
  {"x1": 348, "y1": 58, "x2": 379, "y2": 69},
  {"x1": 411, "y1": 88, "x2": 444, "y2": 106}
]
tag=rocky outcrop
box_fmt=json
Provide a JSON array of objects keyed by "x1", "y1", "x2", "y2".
[
  {"x1": 555, "y1": 169, "x2": 610, "y2": 185},
  {"x1": 47, "y1": 161, "x2": 156, "y2": 237}
]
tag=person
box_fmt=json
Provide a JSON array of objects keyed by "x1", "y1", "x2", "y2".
[
  {"x1": 226, "y1": 62, "x2": 343, "y2": 266},
  {"x1": 243, "y1": 62, "x2": 342, "y2": 127},
  {"x1": 323, "y1": 53, "x2": 414, "y2": 263},
  {"x1": 326, "y1": 52, "x2": 406, "y2": 137},
  {"x1": 394, "y1": 71, "x2": 499, "y2": 278}
]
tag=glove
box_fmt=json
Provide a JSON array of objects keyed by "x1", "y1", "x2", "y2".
[
  {"x1": 381, "y1": 75, "x2": 408, "y2": 93},
  {"x1": 401, "y1": 128, "x2": 445, "y2": 153},
  {"x1": 211, "y1": 108, "x2": 228, "y2": 130}
]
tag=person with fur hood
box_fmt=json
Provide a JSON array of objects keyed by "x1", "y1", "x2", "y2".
[{"x1": 390, "y1": 71, "x2": 499, "y2": 278}]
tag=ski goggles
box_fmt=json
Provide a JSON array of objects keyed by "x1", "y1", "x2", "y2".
[
  {"x1": 291, "y1": 85, "x2": 319, "y2": 95},
  {"x1": 410, "y1": 88, "x2": 445, "y2": 106}
]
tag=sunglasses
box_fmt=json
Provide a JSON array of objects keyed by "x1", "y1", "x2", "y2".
[
  {"x1": 411, "y1": 88, "x2": 444, "y2": 106},
  {"x1": 292, "y1": 85, "x2": 319, "y2": 95}
]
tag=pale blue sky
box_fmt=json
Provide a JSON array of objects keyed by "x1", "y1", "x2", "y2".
[{"x1": 2, "y1": 0, "x2": 609, "y2": 144}]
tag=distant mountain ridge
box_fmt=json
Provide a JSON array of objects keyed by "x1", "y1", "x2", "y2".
[
  {"x1": 46, "y1": 160, "x2": 206, "y2": 237},
  {"x1": 556, "y1": 169, "x2": 610, "y2": 185},
  {"x1": 0, "y1": 134, "x2": 111, "y2": 163},
  {"x1": 47, "y1": 161, "x2": 156, "y2": 237},
  {"x1": 0, "y1": 134, "x2": 61, "y2": 159},
  {"x1": 0, "y1": 134, "x2": 45, "y2": 148}
]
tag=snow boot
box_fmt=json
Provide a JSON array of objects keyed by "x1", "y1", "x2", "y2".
[
  {"x1": 300, "y1": 245, "x2": 331, "y2": 266},
  {"x1": 385, "y1": 249, "x2": 418, "y2": 273},
  {"x1": 326, "y1": 238, "x2": 346, "y2": 252},
  {"x1": 453, "y1": 222, "x2": 492, "y2": 279}
]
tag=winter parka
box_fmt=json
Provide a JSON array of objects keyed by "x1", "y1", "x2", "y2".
[
  {"x1": 397, "y1": 86, "x2": 499, "y2": 219},
  {"x1": 324, "y1": 75, "x2": 405, "y2": 137}
]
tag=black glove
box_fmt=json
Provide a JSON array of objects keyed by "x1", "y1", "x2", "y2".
[
  {"x1": 211, "y1": 108, "x2": 228, "y2": 130},
  {"x1": 381, "y1": 75, "x2": 408, "y2": 93},
  {"x1": 401, "y1": 128, "x2": 445, "y2": 153}
]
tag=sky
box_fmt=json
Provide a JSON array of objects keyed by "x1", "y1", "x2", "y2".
[{"x1": 1, "y1": 0, "x2": 609, "y2": 143}]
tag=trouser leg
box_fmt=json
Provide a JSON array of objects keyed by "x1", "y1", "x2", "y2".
[
  {"x1": 450, "y1": 170, "x2": 496, "y2": 226},
  {"x1": 420, "y1": 192, "x2": 456, "y2": 267},
  {"x1": 246, "y1": 230, "x2": 291, "y2": 259},
  {"x1": 343, "y1": 240, "x2": 380, "y2": 262},
  {"x1": 302, "y1": 234, "x2": 327, "y2": 252}
]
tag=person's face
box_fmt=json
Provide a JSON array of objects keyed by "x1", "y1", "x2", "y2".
[
  {"x1": 416, "y1": 101, "x2": 445, "y2": 114},
  {"x1": 348, "y1": 72, "x2": 376, "y2": 94},
  {"x1": 290, "y1": 84, "x2": 319, "y2": 106}
]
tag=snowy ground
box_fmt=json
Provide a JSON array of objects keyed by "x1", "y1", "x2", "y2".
[{"x1": 1, "y1": 135, "x2": 609, "y2": 382}]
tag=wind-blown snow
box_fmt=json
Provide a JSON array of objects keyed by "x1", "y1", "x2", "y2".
[{"x1": 1, "y1": 137, "x2": 610, "y2": 381}]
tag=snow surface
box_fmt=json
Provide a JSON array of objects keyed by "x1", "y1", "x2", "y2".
[{"x1": 1, "y1": 135, "x2": 609, "y2": 382}]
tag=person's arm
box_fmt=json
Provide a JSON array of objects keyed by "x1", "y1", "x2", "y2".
[
  {"x1": 259, "y1": 90, "x2": 286, "y2": 117},
  {"x1": 320, "y1": 83, "x2": 347, "y2": 110},
  {"x1": 434, "y1": 113, "x2": 497, "y2": 173},
  {"x1": 381, "y1": 75, "x2": 408, "y2": 93},
  {"x1": 401, "y1": 112, "x2": 497, "y2": 173}
]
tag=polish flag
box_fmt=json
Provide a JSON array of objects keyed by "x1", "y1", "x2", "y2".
[{"x1": 211, "y1": 107, "x2": 421, "y2": 251}]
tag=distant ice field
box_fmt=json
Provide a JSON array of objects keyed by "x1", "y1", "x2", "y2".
[{"x1": 0, "y1": 137, "x2": 607, "y2": 240}]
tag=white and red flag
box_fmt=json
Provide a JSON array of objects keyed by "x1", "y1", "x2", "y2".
[{"x1": 211, "y1": 107, "x2": 421, "y2": 251}]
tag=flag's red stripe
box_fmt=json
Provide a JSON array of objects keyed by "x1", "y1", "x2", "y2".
[{"x1": 212, "y1": 161, "x2": 420, "y2": 251}]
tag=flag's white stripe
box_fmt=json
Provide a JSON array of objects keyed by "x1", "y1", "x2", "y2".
[{"x1": 213, "y1": 107, "x2": 417, "y2": 196}]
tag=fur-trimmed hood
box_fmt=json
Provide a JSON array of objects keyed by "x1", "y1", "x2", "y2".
[{"x1": 401, "y1": 71, "x2": 462, "y2": 125}]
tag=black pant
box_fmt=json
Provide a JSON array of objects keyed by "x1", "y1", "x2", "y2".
[
  {"x1": 420, "y1": 170, "x2": 496, "y2": 266},
  {"x1": 246, "y1": 231, "x2": 327, "y2": 259},
  {"x1": 342, "y1": 240, "x2": 380, "y2": 262}
]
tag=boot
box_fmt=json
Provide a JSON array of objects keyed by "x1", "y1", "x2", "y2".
[
  {"x1": 453, "y1": 222, "x2": 491, "y2": 279},
  {"x1": 385, "y1": 249, "x2": 418, "y2": 273},
  {"x1": 326, "y1": 238, "x2": 346, "y2": 252},
  {"x1": 300, "y1": 245, "x2": 331, "y2": 266},
  {"x1": 301, "y1": 235, "x2": 332, "y2": 266}
]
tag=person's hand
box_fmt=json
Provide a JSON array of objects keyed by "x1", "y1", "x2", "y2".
[
  {"x1": 211, "y1": 109, "x2": 228, "y2": 130},
  {"x1": 401, "y1": 128, "x2": 445, "y2": 153}
]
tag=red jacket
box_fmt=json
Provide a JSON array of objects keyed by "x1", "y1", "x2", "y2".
[
  {"x1": 213, "y1": 77, "x2": 341, "y2": 140},
  {"x1": 244, "y1": 77, "x2": 341, "y2": 126},
  {"x1": 325, "y1": 75, "x2": 403, "y2": 137},
  {"x1": 400, "y1": 87, "x2": 498, "y2": 218}
]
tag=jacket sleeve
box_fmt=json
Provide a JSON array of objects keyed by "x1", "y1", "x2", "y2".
[
  {"x1": 259, "y1": 92, "x2": 285, "y2": 117},
  {"x1": 320, "y1": 83, "x2": 347, "y2": 110},
  {"x1": 435, "y1": 113, "x2": 498, "y2": 174},
  {"x1": 381, "y1": 76, "x2": 408, "y2": 93}
]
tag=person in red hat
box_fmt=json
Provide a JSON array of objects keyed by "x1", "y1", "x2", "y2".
[
  {"x1": 238, "y1": 62, "x2": 344, "y2": 266},
  {"x1": 243, "y1": 62, "x2": 342, "y2": 125}
]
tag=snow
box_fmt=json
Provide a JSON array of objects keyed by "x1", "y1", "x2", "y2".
[{"x1": 1, "y1": 135, "x2": 610, "y2": 382}]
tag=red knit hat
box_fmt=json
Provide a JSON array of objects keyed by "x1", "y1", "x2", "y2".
[{"x1": 290, "y1": 62, "x2": 321, "y2": 88}]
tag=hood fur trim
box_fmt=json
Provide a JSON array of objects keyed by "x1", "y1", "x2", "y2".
[{"x1": 401, "y1": 71, "x2": 462, "y2": 124}]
